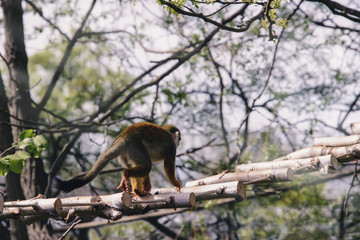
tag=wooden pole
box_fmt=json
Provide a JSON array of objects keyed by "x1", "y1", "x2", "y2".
[
  {"x1": 237, "y1": 155, "x2": 338, "y2": 173},
  {"x1": 351, "y1": 122, "x2": 360, "y2": 134},
  {"x1": 313, "y1": 135, "x2": 360, "y2": 147},
  {"x1": 185, "y1": 168, "x2": 293, "y2": 187}
]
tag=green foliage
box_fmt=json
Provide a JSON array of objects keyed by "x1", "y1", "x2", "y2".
[
  {"x1": 97, "y1": 221, "x2": 154, "y2": 239},
  {"x1": 29, "y1": 43, "x2": 131, "y2": 121},
  {"x1": 0, "y1": 130, "x2": 47, "y2": 176},
  {"x1": 162, "y1": 88, "x2": 188, "y2": 105},
  {"x1": 178, "y1": 213, "x2": 212, "y2": 240},
  {"x1": 158, "y1": 0, "x2": 187, "y2": 17},
  {"x1": 261, "y1": 0, "x2": 289, "y2": 31},
  {"x1": 259, "y1": 129, "x2": 281, "y2": 161},
  {"x1": 224, "y1": 181, "x2": 331, "y2": 239},
  {"x1": 15, "y1": 0, "x2": 359, "y2": 238},
  {"x1": 0, "y1": 151, "x2": 30, "y2": 175},
  {"x1": 15, "y1": 130, "x2": 48, "y2": 158}
]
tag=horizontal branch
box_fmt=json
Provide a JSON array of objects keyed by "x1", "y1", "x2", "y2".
[
  {"x1": 56, "y1": 166, "x2": 360, "y2": 231},
  {"x1": 3, "y1": 122, "x2": 359, "y2": 227},
  {"x1": 124, "y1": 191, "x2": 196, "y2": 213},
  {"x1": 54, "y1": 208, "x2": 188, "y2": 231},
  {"x1": 351, "y1": 122, "x2": 360, "y2": 134},
  {"x1": 153, "y1": 181, "x2": 246, "y2": 202},
  {"x1": 1, "y1": 181, "x2": 246, "y2": 224},
  {"x1": 273, "y1": 144, "x2": 360, "y2": 163},
  {"x1": 237, "y1": 155, "x2": 338, "y2": 174},
  {"x1": 0, "y1": 195, "x2": 61, "y2": 221},
  {"x1": 313, "y1": 135, "x2": 360, "y2": 147},
  {"x1": 185, "y1": 168, "x2": 294, "y2": 187}
]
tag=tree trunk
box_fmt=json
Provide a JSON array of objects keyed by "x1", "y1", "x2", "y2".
[
  {"x1": 0, "y1": 69, "x2": 16, "y2": 240},
  {"x1": 5, "y1": 172, "x2": 29, "y2": 240},
  {"x1": 1, "y1": 0, "x2": 54, "y2": 239}
]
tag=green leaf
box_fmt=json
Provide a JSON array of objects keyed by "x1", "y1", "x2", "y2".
[
  {"x1": 13, "y1": 138, "x2": 30, "y2": 150},
  {"x1": 32, "y1": 135, "x2": 48, "y2": 158},
  {"x1": 2, "y1": 130, "x2": 48, "y2": 175},
  {"x1": 8, "y1": 152, "x2": 29, "y2": 174},
  {"x1": 262, "y1": 19, "x2": 268, "y2": 30},
  {"x1": 0, "y1": 151, "x2": 30, "y2": 175},
  {"x1": 0, "y1": 158, "x2": 10, "y2": 176},
  {"x1": 269, "y1": 9, "x2": 277, "y2": 21},
  {"x1": 19, "y1": 129, "x2": 36, "y2": 141},
  {"x1": 275, "y1": 18, "x2": 288, "y2": 28},
  {"x1": 15, "y1": 151, "x2": 31, "y2": 160},
  {"x1": 13, "y1": 130, "x2": 48, "y2": 158}
]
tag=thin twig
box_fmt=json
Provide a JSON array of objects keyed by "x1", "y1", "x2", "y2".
[
  {"x1": 0, "y1": 146, "x2": 16, "y2": 157},
  {"x1": 342, "y1": 160, "x2": 358, "y2": 218},
  {"x1": 37, "y1": 0, "x2": 98, "y2": 112},
  {"x1": 159, "y1": 0, "x2": 262, "y2": 33},
  {"x1": 58, "y1": 217, "x2": 82, "y2": 240},
  {"x1": 208, "y1": 50, "x2": 230, "y2": 163},
  {"x1": 24, "y1": 0, "x2": 70, "y2": 40},
  {"x1": 177, "y1": 137, "x2": 217, "y2": 157}
]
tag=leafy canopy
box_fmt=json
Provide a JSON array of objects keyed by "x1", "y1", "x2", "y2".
[{"x1": 0, "y1": 130, "x2": 47, "y2": 175}]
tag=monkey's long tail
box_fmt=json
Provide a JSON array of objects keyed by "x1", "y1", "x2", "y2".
[
  {"x1": 56, "y1": 140, "x2": 126, "y2": 193},
  {"x1": 55, "y1": 177, "x2": 88, "y2": 193}
]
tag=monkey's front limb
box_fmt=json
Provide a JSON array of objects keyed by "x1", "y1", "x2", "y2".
[{"x1": 164, "y1": 158, "x2": 182, "y2": 192}]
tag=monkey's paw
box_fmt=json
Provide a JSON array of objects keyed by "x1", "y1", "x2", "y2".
[
  {"x1": 116, "y1": 179, "x2": 130, "y2": 192},
  {"x1": 143, "y1": 180, "x2": 152, "y2": 193},
  {"x1": 174, "y1": 181, "x2": 182, "y2": 192},
  {"x1": 134, "y1": 189, "x2": 151, "y2": 197}
]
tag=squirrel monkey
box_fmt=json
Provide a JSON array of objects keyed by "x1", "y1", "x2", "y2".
[{"x1": 57, "y1": 122, "x2": 182, "y2": 195}]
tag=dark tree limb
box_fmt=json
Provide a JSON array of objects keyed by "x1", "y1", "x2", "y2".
[
  {"x1": 146, "y1": 217, "x2": 187, "y2": 240},
  {"x1": 307, "y1": 0, "x2": 360, "y2": 23},
  {"x1": 36, "y1": 0, "x2": 98, "y2": 113}
]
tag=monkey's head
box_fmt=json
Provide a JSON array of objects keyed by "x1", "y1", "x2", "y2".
[{"x1": 162, "y1": 125, "x2": 181, "y2": 148}]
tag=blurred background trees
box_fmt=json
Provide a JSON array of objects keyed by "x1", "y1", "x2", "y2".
[{"x1": 0, "y1": 0, "x2": 359, "y2": 239}]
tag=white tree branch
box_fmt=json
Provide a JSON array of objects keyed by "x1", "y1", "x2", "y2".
[{"x1": 0, "y1": 121, "x2": 359, "y2": 229}]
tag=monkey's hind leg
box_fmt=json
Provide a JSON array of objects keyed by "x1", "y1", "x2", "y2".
[
  {"x1": 117, "y1": 142, "x2": 152, "y2": 193},
  {"x1": 117, "y1": 164, "x2": 150, "y2": 193},
  {"x1": 142, "y1": 174, "x2": 151, "y2": 193},
  {"x1": 131, "y1": 175, "x2": 151, "y2": 196},
  {"x1": 116, "y1": 168, "x2": 149, "y2": 193},
  {"x1": 117, "y1": 169, "x2": 131, "y2": 192}
]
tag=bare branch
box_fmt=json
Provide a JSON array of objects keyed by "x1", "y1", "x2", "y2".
[
  {"x1": 24, "y1": 0, "x2": 70, "y2": 40},
  {"x1": 159, "y1": 0, "x2": 264, "y2": 32},
  {"x1": 307, "y1": 0, "x2": 360, "y2": 23},
  {"x1": 208, "y1": 50, "x2": 230, "y2": 163},
  {"x1": 177, "y1": 137, "x2": 217, "y2": 157},
  {"x1": 341, "y1": 160, "x2": 358, "y2": 223},
  {"x1": 37, "y1": 0, "x2": 97, "y2": 113},
  {"x1": 147, "y1": 217, "x2": 187, "y2": 240},
  {"x1": 59, "y1": 217, "x2": 82, "y2": 240},
  {"x1": 339, "y1": 90, "x2": 360, "y2": 130}
]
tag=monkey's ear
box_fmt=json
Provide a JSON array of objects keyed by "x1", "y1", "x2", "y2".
[{"x1": 172, "y1": 131, "x2": 181, "y2": 148}]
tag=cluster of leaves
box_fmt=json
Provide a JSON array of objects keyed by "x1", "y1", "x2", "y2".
[
  {"x1": 262, "y1": 0, "x2": 289, "y2": 30},
  {"x1": 0, "y1": 130, "x2": 47, "y2": 176},
  {"x1": 30, "y1": 44, "x2": 130, "y2": 121}
]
